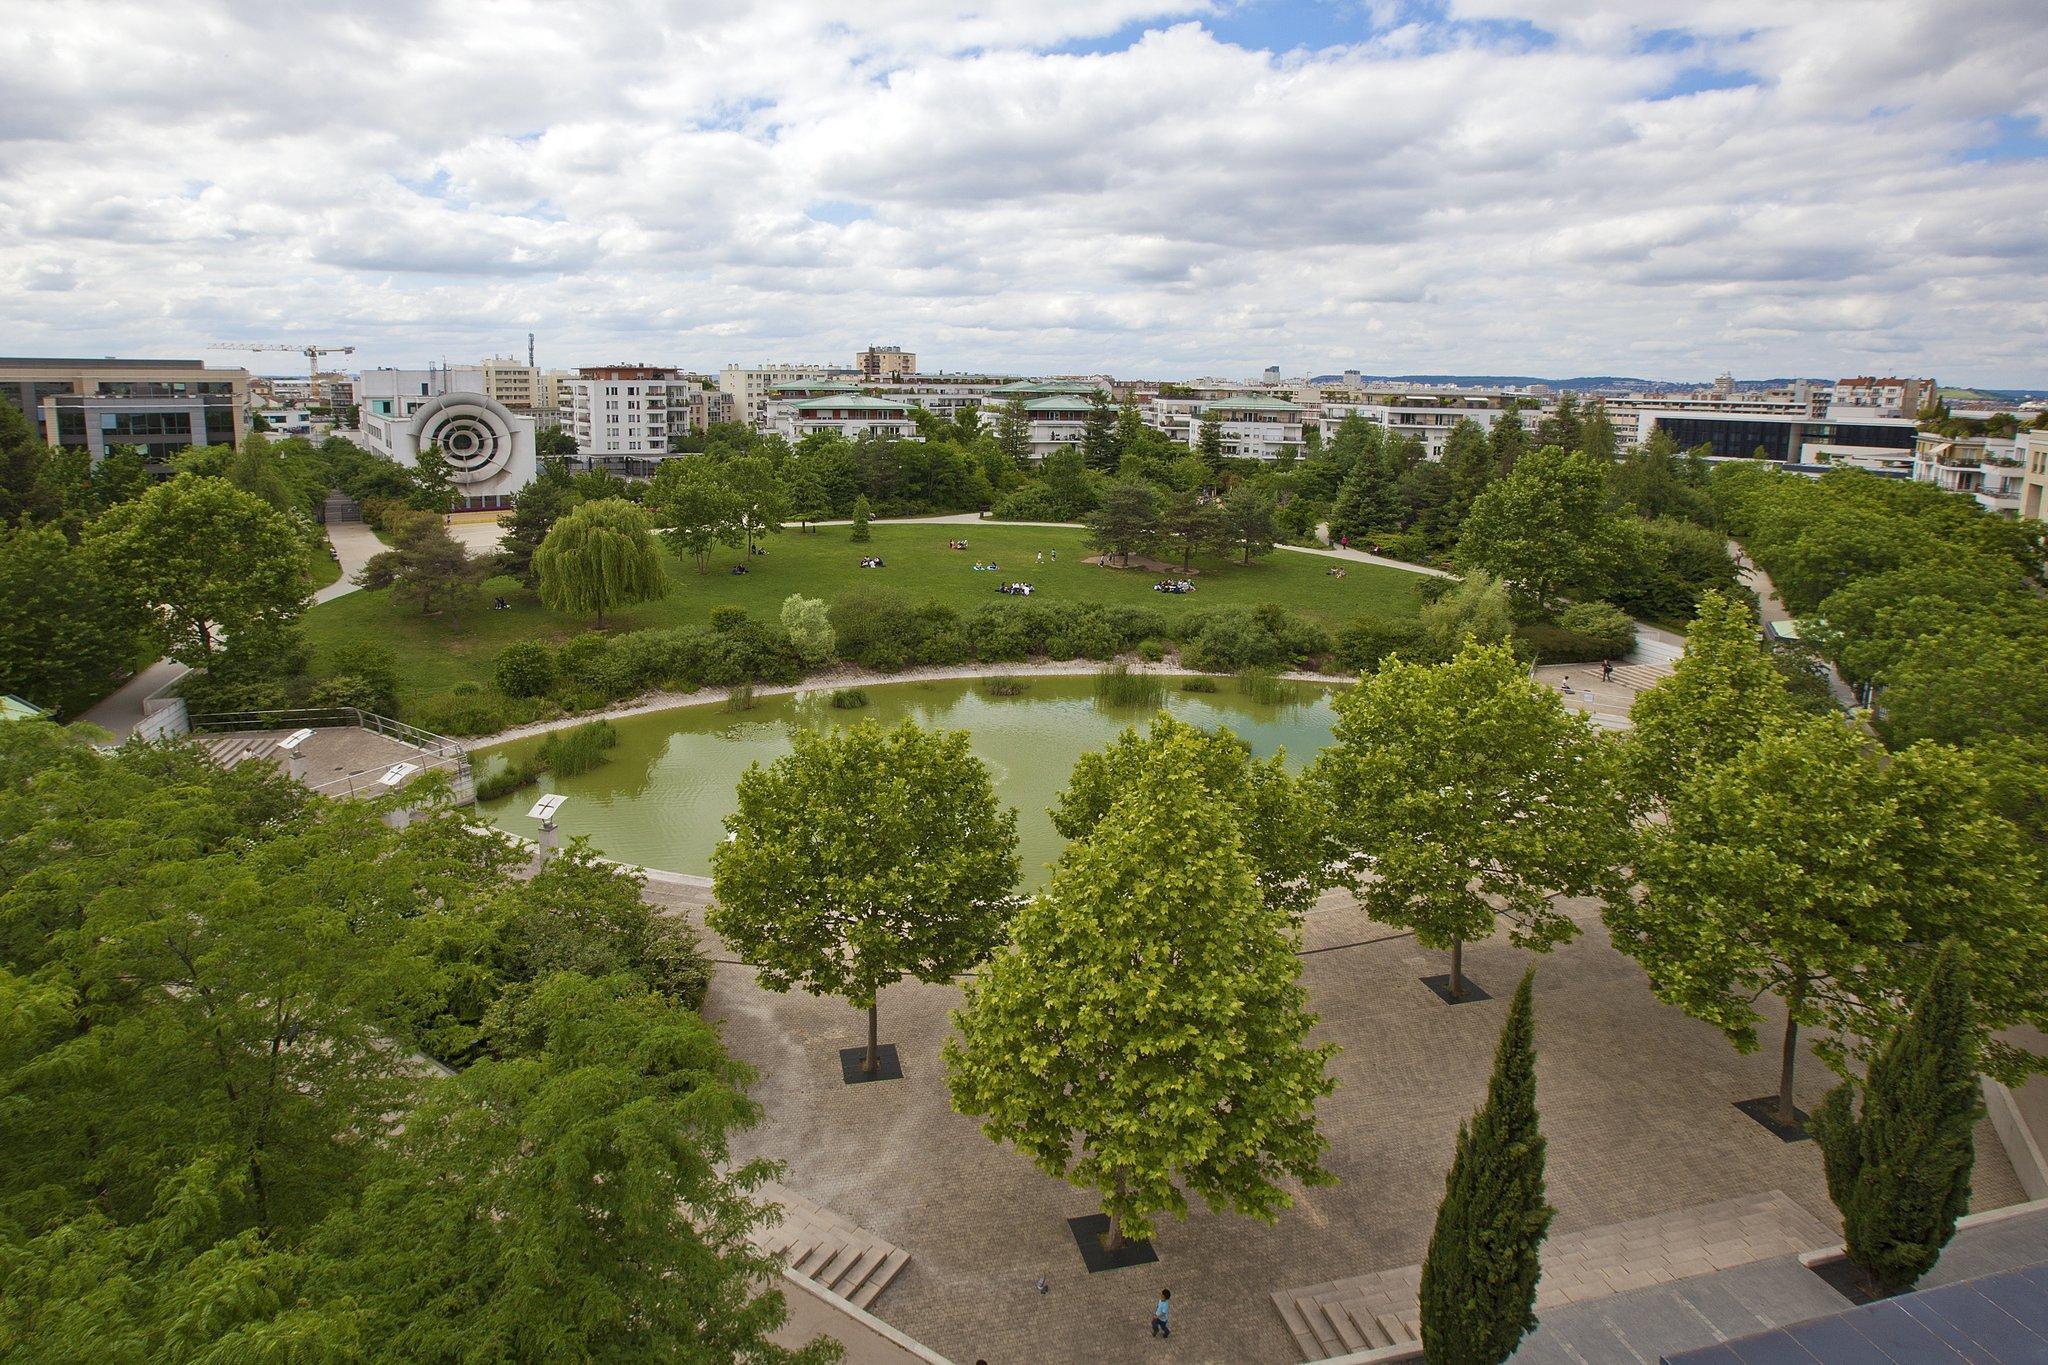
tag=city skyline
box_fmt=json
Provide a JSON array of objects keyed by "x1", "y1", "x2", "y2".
[{"x1": 2, "y1": 1, "x2": 2044, "y2": 385}]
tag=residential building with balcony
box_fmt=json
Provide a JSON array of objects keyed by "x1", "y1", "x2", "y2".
[
  {"x1": 1317, "y1": 398, "x2": 1510, "y2": 460},
  {"x1": 0, "y1": 356, "x2": 253, "y2": 463},
  {"x1": 770, "y1": 394, "x2": 921, "y2": 443},
  {"x1": 2018, "y1": 431, "x2": 2048, "y2": 521},
  {"x1": 563, "y1": 366, "x2": 709, "y2": 458},
  {"x1": 1833, "y1": 376, "x2": 1938, "y2": 418},
  {"x1": 720, "y1": 362, "x2": 853, "y2": 429},
  {"x1": 1913, "y1": 430, "x2": 2025, "y2": 516},
  {"x1": 975, "y1": 381, "x2": 1110, "y2": 458},
  {"x1": 1173, "y1": 395, "x2": 1309, "y2": 460},
  {"x1": 856, "y1": 345, "x2": 916, "y2": 381}
]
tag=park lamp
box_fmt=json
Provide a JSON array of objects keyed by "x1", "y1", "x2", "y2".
[
  {"x1": 277, "y1": 727, "x2": 316, "y2": 782},
  {"x1": 528, "y1": 793, "x2": 568, "y2": 859}
]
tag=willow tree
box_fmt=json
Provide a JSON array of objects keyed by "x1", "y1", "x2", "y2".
[
  {"x1": 1309, "y1": 643, "x2": 1628, "y2": 1001},
  {"x1": 532, "y1": 496, "x2": 665, "y2": 627},
  {"x1": 948, "y1": 729, "x2": 1336, "y2": 1252}
]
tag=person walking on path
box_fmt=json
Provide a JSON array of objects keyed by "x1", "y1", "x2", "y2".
[
  {"x1": 1150, "y1": 1289, "x2": 1171, "y2": 1339},
  {"x1": 1600, "y1": 658, "x2": 1614, "y2": 683}
]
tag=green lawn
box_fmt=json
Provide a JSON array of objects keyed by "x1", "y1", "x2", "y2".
[
  {"x1": 303, "y1": 538, "x2": 343, "y2": 592},
  {"x1": 302, "y1": 522, "x2": 1424, "y2": 706}
]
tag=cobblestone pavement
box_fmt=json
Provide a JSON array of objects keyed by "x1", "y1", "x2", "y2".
[{"x1": 645, "y1": 883, "x2": 2024, "y2": 1365}]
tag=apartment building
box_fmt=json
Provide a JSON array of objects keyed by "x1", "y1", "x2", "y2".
[
  {"x1": 2019, "y1": 431, "x2": 2048, "y2": 521},
  {"x1": 1912, "y1": 429, "x2": 2025, "y2": 516},
  {"x1": 471, "y1": 355, "x2": 576, "y2": 416},
  {"x1": 1833, "y1": 376, "x2": 1938, "y2": 417},
  {"x1": 563, "y1": 366, "x2": 710, "y2": 457},
  {"x1": 1176, "y1": 395, "x2": 1310, "y2": 460},
  {"x1": 1317, "y1": 397, "x2": 1510, "y2": 460},
  {"x1": 720, "y1": 362, "x2": 850, "y2": 429},
  {"x1": 1634, "y1": 410, "x2": 1918, "y2": 470},
  {"x1": 258, "y1": 373, "x2": 357, "y2": 411},
  {"x1": 975, "y1": 380, "x2": 1107, "y2": 458},
  {"x1": 769, "y1": 393, "x2": 921, "y2": 443},
  {"x1": 0, "y1": 356, "x2": 252, "y2": 462},
  {"x1": 357, "y1": 367, "x2": 535, "y2": 509},
  {"x1": 857, "y1": 345, "x2": 916, "y2": 381}
]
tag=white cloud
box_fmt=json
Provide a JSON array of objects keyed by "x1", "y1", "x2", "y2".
[{"x1": 0, "y1": 0, "x2": 2042, "y2": 383}]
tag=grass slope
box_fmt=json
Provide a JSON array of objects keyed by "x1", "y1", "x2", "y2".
[{"x1": 302, "y1": 521, "x2": 1422, "y2": 706}]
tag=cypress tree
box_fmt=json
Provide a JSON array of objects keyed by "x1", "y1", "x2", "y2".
[
  {"x1": 1811, "y1": 941, "x2": 1982, "y2": 1296},
  {"x1": 1419, "y1": 968, "x2": 1552, "y2": 1365},
  {"x1": 850, "y1": 495, "x2": 872, "y2": 543}
]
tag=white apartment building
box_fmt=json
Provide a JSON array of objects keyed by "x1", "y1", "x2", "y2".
[
  {"x1": 2018, "y1": 431, "x2": 2048, "y2": 521},
  {"x1": 1317, "y1": 399, "x2": 1509, "y2": 460},
  {"x1": 770, "y1": 393, "x2": 921, "y2": 442},
  {"x1": 357, "y1": 367, "x2": 535, "y2": 509},
  {"x1": 976, "y1": 380, "x2": 1107, "y2": 458},
  {"x1": 564, "y1": 366, "x2": 710, "y2": 457},
  {"x1": 1179, "y1": 395, "x2": 1309, "y2": 460},
  {"x1": 720, "y1": 362, "x2": 851, "y2": 429},
  {"x1": 1912, "y1": 429, "x2": 2025, "y2": 516},
  {"x1": 1833, "y1": 376, "x2": 1938, "y2": 418}
]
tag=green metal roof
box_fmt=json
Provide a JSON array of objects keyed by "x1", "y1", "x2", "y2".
[
  {"x1": 789, "y1": 394, "x2": 912, "y2": 413},
  {"x1": 1, "y1": 694, "x2": 50, "y2": 722},
  {"x1": 1199, "y1": 395, "x2": 1304, "y2": 413},
  {"x1": 1022, "y1": 395, "x2": 1094, "y2": 413},
  {"x1": 987, "y1": 380, "x2": 1100, "y2": 396}
]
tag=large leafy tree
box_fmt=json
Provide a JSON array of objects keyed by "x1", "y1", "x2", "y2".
[
  {"x1": 1052, "y1": 711, "x2": 1330, "y2": 920},
  {"x1": 1220, "y1": 481, "x2": 1280, "y2": 563},
  {"x1": 1454, "y1": 445, "x2": 1613, "y2": 608},
  {"x1": 497, "y1": 459, "x2": 576, "y2": 586},
  {"x1": 1157, "y1": 487, "x2": 1224, "y2": 568},
  {"x1": 710, "y1": 719, "x2": 1020, "y2": 1075},
  {"x1": 1085, "y1": 479, "x2": 1159, "y2": 566},
  {"x1": 86, "y1": 475, "x2": 307, "y2": 665},
  {"x1": 947, "y1": 732, "x2": 1336, "y2": 1250},
  {"x1": 1625, "y1": 591, "x2": 1794, "y2": 803},
  {"x1": 1811, "y1": 942, "x2": 1982, "y2": 1297},
  {"x1": 652, "y1": 463, "x2": 741, "y2": 572},
  {"x1": 1611, "y1": 712, "x2": 2047, "y2": 1126},
  {"x1": 1310, "y1": 643, "x2": 1627, "y2": 1001},
  {"x1": 0, "y1": 521, "x2": 149, "y2": 716},
  {"x1": 1419, "y1": 969, "x2": 1552, "y2": 1365},
  {"x1": 356, "y1": 507, "x2": 487, "y2": 622},
  {"x1": 719, "y1": 455, "x2": 787, "y2": 555},
  {"x1": 533, "y1": 496, "x2": 666, "y2": 626}
]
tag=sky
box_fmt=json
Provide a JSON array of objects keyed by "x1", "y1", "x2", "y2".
[{"x1": 2, "y1": 1, "x2": 2044, "y2": 386}]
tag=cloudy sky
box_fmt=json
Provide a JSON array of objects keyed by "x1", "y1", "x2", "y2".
[{"x1": 3, "y1": 1, "x2": 2044, "y2": 385}]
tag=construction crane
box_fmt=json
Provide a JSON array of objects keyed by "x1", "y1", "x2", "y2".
[{"x1": 209, "y1": 341, "x2": 357, "y2": 382}]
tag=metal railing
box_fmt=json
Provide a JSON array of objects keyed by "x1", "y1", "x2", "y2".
[{"x1": 185, "y1": 706, "x2": 474, "y2": 804}]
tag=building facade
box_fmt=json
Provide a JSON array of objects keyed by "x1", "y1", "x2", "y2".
[
  {"x1": 1912, "y1": 430, "x2": 2025, "y2": 516},
  {"x1": 357, "y1": 367, "x2": 536, "y2": 509},
  {"x1": 1317, "y1": 399, "x2": 1509, "y2": 460},
  {"x1": 856, "y1": 345, "x2": 916, "y2": 381},
  {"x1": 2019, "y1": 431, "x2": 2048, "y2": 521},
  {"x1": 0, "y1": 356, "x2": 252, "y2": 462},
  {"x1": 720, "y1": 362, "x2": 849, "y2": 429},
  {"x1": 1635, "y1": 410, "x2": 1918, "y2": 470},
  {"x1": 769, "y1": 393, "x2": 920, "y2": 442},
  {"x1": 1832, "y1": 376, "x2": 1938, "y2": 417},
  {"x1": 562, "y1": 365, "x2": 714, "y2": 458}
]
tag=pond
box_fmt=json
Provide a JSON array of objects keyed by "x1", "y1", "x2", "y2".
[{"x1": 473, "y1": 674, "x2": 1343, "y2": 885}]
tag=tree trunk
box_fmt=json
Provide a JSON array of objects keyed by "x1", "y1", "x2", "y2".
[
  {"x1": 865, "y1": 1001, "x2": 879, "y2": 1075},
  {"x1": 1778, "y1": 982, "x2": 1804, "y2": 1126},
  {"x1": 1103, "y1": 1170, "x2": 1129, "y2": 1251},
  {"x1": 1449, "y1": 937, "x2": 1466, "y2": 1000}
]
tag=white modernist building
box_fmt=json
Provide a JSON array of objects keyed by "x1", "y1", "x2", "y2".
[
  {"x1": 976, "y1": 380, "x2": 1107, "y2": 459},
  {"x1": 1316, "y1": 399, "x2": 1509, "y2": 461},
  {"x1": 357, "y1": 367, "x2": 536, "y2": 510},
  {"x1": 770, "y1": 393, "x2": 921, "y2": 442},
  {"x1": 1912, "y1": 430, "x2": 2025, "y2": 516},
  {"x1": 1156, "y1": 394, "x2": 1309, "y2": 460}
]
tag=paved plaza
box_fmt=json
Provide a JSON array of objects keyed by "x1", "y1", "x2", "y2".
[{"x1": 643, "y1": 879, "x2": 2026, "y2": 1364}]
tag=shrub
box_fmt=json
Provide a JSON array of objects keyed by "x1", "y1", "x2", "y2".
[
  {"x1": 1179, "y1": 676, "x2": 1220, "y2": 693},
  {"x1": 1094, "y1": 662, "x2": 1165, "y2": 707},
  {"x1": 725, "y1": 683, "x2": 756, "y2": 713},
  {"x1": 1555, "y1": 602, "x2": 1637, "y2": 659},
  {"x1": 413, "y1": 695, "x2": 514, "y2": 737},
  {"x1": 305, "y1": 674, "x2": 385, "y2": 712},
  {"x1": 475, "y1": 755, "x2": 543, "y2": 801},
  {"x1": 709, "y1": 605, "x2": 749, "y2": 632},
  {"x1": 1179, "y1": 604, "x2": 1331, "y2": 673},
  {"x1": 1334, "y1": 615, "x2": 1427, "y2": 673},
  {"x1": 829, "y1": 586, "x2": 923, "y2": 671},
  {"x1": 537, "y1": 720, "x2": 618, "y2": 777},
  {"x1": 983, "y1": 676, "x2": 1028, "y2": 697},
  {"x1": 494, "y1": 640, "x2": 557, "y2": 699},
  {"x1": 781, "y1": 594, "x2": 836, "y2": 666},
  {"x1": 324, "y1": 642, "x2": 401, "y2": 714},
  {"x1": 829, "y1": 687, "x2": 870, "y2": 709},
  {"x1": 555, "y1": 631, "x2": 636, "y2": 700}
]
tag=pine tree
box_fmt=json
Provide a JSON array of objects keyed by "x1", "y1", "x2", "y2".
[
  {"x1": 1419, "y1": 969, "x2": 1552, "y2": 1365},
  {"x1": 1811, "y1": 942, "x2": 1982, "y2": 1296}
]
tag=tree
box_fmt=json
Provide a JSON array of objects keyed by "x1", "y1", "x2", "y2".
[
  {"x1": 1157, "y1": 488, "x2": 1224, "y2": 569},
  {"x1": 495, "y1": 461, "x2": 575, "y2": 586},
  {"x1": 993, "y1": 399, "x2": 1032, "y2": 467},
  {"x1": 1051, "y1": 712, "x2": 1330, "y2": 920},
  {"x1": 1811, "y1": 942, "x2": 1981, "y2": 1298},
  {"x1": 1535, "y1": 391, "x2": 1583, "y2": 454},
  {"x1": 784, "y1": 465, "x2": 831, "y2": 530},
  {"x1": 86, "y1": 475, "x2": 306, "y2": 665},
  {"x1": 1220, "y1": 481, "x2": 1280, "y2": 564},
  {"x1": 1579, "y1": 401, "x2": 1619, "y2": 462},
  {"x1": 947, "y1": 735, "x2": 1336, "y2": 1250},
  {"x1": 533, "y1": 497, "x2": 666, "y2": 627},
  {"x1": 409, "y1": 442, "x2": 456, "y2": 515},
  {"x1": 1625, "y1": 592, "x2": 1792, "y2": 801},
  {"x1": 1086, "y1": 480, "x2": 1159, "y2": 566},
  {"x1": 1197, "y1": 410, "x2": 1224, "y2": 466},
  {"x1": 720, "y1": 456, "x2": 787, "y2": 554},
  {"x1": 0, "y1": 522, "x2": 149, "y2": 716},
  {"x1": 225, "y1": 436, "x2": 296, "y2": 513},
  {"x1": 1310, "y1": 644, "x2": 1627, "y2": 1000},
  {"x1": 1328, "y1": 450, "x2": 1401, "y2": 542},
  {"x1": 1487, "y1": 409, "x2": 1528, "y2": 476},
  {"x1": 0, "y1": 399, "x2": 61, "y2": 527},
  {"x1": 1611, "y1": 712, "x2": 2046, "y2": 1127},
  {"x1": 1454, "y1": 445, "x2": 1614, "y2": 607},
  {"x1": 1419, "y1": 969, "x2": 1552, "y2": 1364},
  {"x1": 534, "y1": 423, "x2": 579, "y2": 457},
  {"x1": 779, "y1": 593, "x2": 835, "y2": 666},
  {"x1": 1416, "y1": 571, "x2": 1514, "y2": 661},
  {"x1": 1042, "y1": 446, "x2": 1096, "y2": 518},
  {"x1": 356, "y1": 508, "x2": 487, "y2": 622},
  {"x1": 1081, "y1": 390, "x2": 1121, "y2": 471},
  {"x1": 849, "y1": 494, "x2": 872, "y2": 543},
  {"x1": 655, "y1": 467, "x2": 740, "y2": 573},
  {"x1": 710, "y1": 720, "x2": 1019, "y2": 1076}
]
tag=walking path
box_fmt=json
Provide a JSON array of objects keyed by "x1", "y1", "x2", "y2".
[{"x1": 1730, "y1": 540, "x2": 1860, "y2": 710}]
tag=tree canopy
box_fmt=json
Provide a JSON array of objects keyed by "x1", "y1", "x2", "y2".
[{"x1": 533, "y1": 496, "x2": 667, "y2": 626}]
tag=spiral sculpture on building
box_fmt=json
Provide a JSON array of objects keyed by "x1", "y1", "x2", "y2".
[{"x1": 413, "y1": 393, "x2": 519, "y2": 486}]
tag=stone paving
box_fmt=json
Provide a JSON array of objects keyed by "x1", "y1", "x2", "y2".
[{"x1": 645, "y1": 883, "x2": 2025, "y2": 1365}]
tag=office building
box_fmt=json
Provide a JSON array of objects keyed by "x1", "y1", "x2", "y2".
[
  {"x1": 0, "y1": 356, "x2": 252, "y2": 462},
  {"x1": 357, "y1": 367, "x2": 536, "y2": 509},
  {"x1": 856, "y1": 345, "x2": 916, "y2": 381},
  {"x1": 1633, "y1": 409, "x2": 1917, "y2": 469}
]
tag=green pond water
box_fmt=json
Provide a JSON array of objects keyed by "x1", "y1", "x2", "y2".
[{"x1": 474, "y1": 675, "x2": 1341, "y2": 885}]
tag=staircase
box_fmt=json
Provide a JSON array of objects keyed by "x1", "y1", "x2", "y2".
[
  {"x1": 1273, "y1": 1191, "x2": 1837, "y2": 1361},
  {"x1": 750, "y1": 1180, "x2": 911, "y2": 1311},
  {"x1": 196, "y1": 734, "x2": 280, "y2": 770}
]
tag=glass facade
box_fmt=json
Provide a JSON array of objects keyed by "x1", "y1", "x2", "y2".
[{"x1": 1653, "y1": 416, "x2": 1915, "y2": 462}]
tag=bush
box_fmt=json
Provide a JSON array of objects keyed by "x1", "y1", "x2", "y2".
[
  {"x1": 829, "y1": 586, "x2": 924, "y2": 671},
  {"x1": 555, "y1": 632, "x2": 636, "y2": 701},
  {"x1": 475, "y1": 755, "x2": 543, "y2": 801},
  {"x1": 725, "y1": 683, "x2": 755, "y2": 713},
  {"x1": 324, "y1": 642, "x2": 401, "y2": 714},
  {"x1": 1554, "y1": 602, "x2": 1636, "y2": 659},
  {"x1": 1179, "y1": 675, "x2": 1219, "y2": 693},
  {"x1": 829, "y1": 687, "x2": 870, "y2": 709},
  {"x1": 781, "y1": 594, "x2": 836, "y2": 666},
  {"x1": 413, "y1": 695, "x2": 515, "y2": 737},
  {"x1": 495, "y1": 640, "x2": 557, "y2": 698},
  {"x1": 982, "y1": 676, "x2": 1028, "y2": 697},
  {"x1": 709, "y1": 605, "x2": 749, "y2": 632},
  {"x1": 1334, "y1": 615, "x2": 1427, "y2": 673},
  {"x1": 306, "y1": 674, "x2": 387, "y2": 712},
  {"x1": 1179, "y1": 604, "x2": 1331, "y2": 673},
  {"x1": 537, "y1": 720, "x2": 617, "y2": 777},
  {"x1": 1136, "y1": 639, "x2": 1166, "y2": 662}
]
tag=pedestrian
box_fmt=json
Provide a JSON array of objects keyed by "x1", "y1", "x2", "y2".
[
  {"x1": 1036, "y1": 551, "x2": 1043, "y2": 564},
  {"x1": 1601, "y1": 658, "x2": 1614, "y2": 683},
  {"x1": 1561, "y1": 675, "x2": 1574, "y2": 695},
  {"x1": 1050, "y1": 549, "x2": 1057, "y2": 562},
  {"x1": 1151, "y1": 1288, "x2": 1171, "y2": 1339}
]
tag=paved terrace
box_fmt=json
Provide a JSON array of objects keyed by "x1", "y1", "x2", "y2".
[{"x1": 642, "y1": 879, "x2": 2026, "y2": 1365}]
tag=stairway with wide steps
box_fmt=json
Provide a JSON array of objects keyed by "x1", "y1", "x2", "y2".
[
  {"x1": 749, "y1": 1179, "x2": 910, "y2": 1311},
  {"x1": 1272, "y1": 1190, "x2": 1837, "y2": 1361},
  {"x1": 197, "y1": 734, "x2": 281, "y2": 770}
]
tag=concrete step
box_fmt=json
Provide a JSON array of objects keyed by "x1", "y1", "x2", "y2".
[
  {"x1": 847, "y1": 1247, "x2": 909, "y2": 1311},
  {"x1": 748, "y1": 1180, "x2": 911, "y2": 1312}
]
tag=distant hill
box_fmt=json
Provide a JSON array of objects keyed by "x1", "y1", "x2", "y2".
[{"x1": 1307, "y1": 374, "x2": 2047, "y2": 401}]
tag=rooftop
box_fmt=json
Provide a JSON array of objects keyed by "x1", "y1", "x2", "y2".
[{"x1": 789, "y1": 394, "x2": 913, "y2": 413}]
